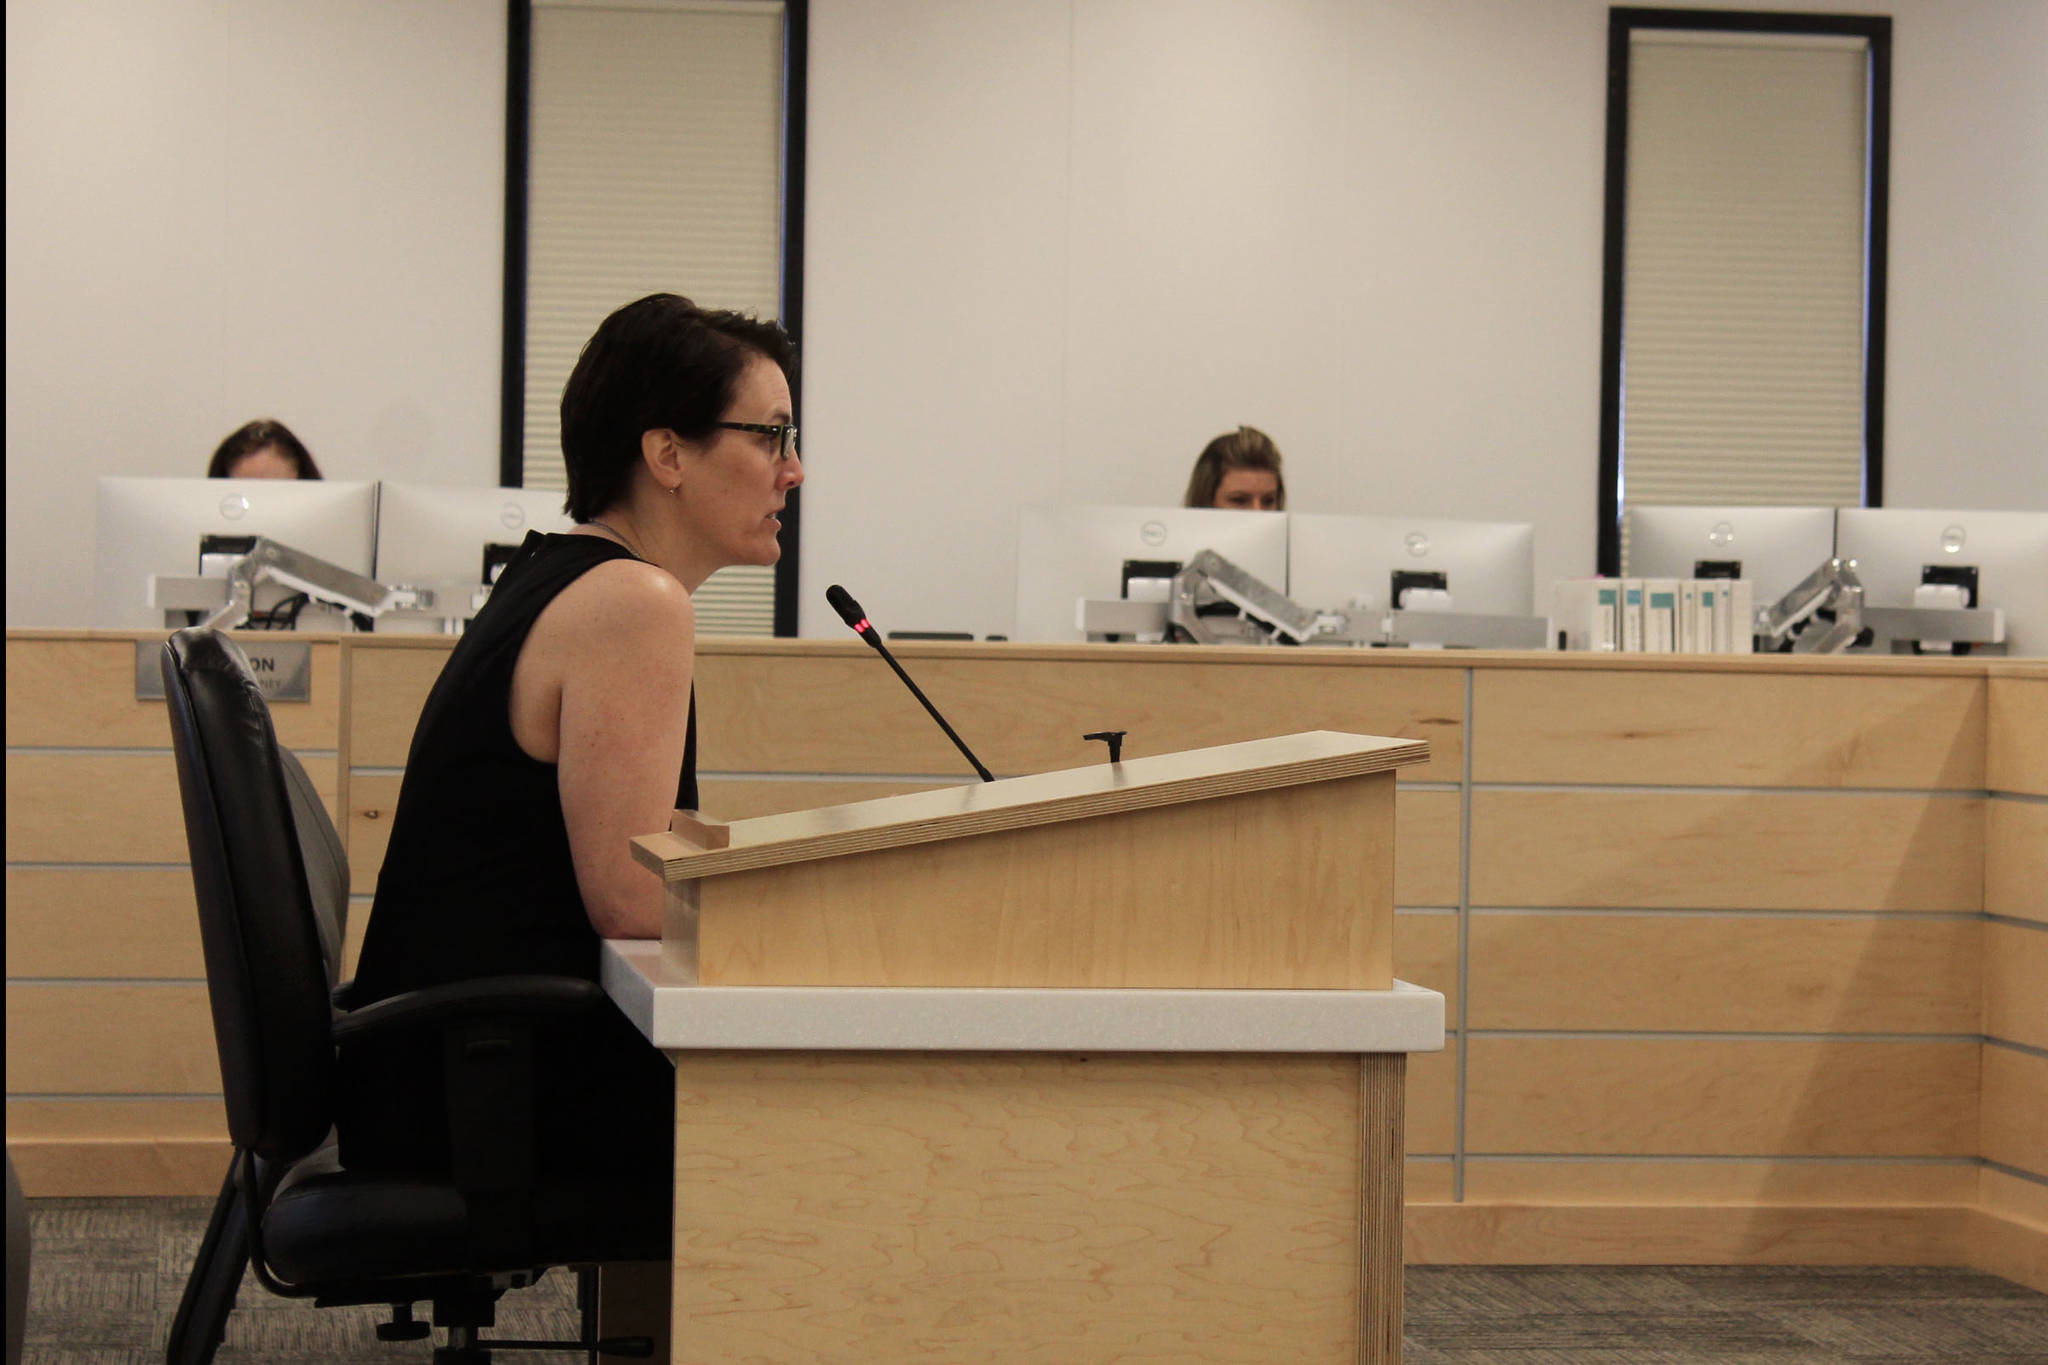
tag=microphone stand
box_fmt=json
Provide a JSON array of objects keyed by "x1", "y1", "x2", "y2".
[
  {"x1": 826, "y1": 584, "x2": 996, "y2": 783},
  {"x1": 870, "y1": 644, "x2": 995, "y2": 783}
]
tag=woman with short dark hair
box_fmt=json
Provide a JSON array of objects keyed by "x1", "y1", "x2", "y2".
[
  {"x1": 205, "y1": 419, "x2": 323, "y2": 480},
  {"x1": 1184, "y1": 425, "x2": 1285, "y2": 511},
  {"x1": 340, "y1": 294, "x2": 803, "y2": 1201}
]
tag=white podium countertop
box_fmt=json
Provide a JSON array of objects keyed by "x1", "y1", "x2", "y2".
[{"x1": 601, "y1": 939, "x2": 1446, "y2": 1054}]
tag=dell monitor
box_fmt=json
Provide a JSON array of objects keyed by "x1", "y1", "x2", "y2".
[
  {"x1": 1835, "y1": 507, "x2": 2048, "y2": 656},
  {"x1": 374, "y1": 482, "x2": 576, "y2": 591},
  {"x1": 1013, "y1": 505, "x2": 1290, "y2": 642},
  {"x1": 1626, "y1": 505, "x2": 1838, "y2": 609},
  {"x1": 1287, "y1": 514, "x2": 1535, "y2": 616},
  {"x1": 92, "y1": 477, "x2": 379, "y2": 629}
]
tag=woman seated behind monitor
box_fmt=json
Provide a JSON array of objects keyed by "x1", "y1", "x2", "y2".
[
  {"x1": 1184, "y1": 425, "x2": 1285, "y2": 511},
  {"x1": 206, "y1": 419, "x2": 323, "y2": 480},
  {"x1": 338, "y1": 295, "x2": 803, "y2": 1204}
]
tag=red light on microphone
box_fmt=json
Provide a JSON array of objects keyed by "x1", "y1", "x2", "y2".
[{"x1": 855, "y1": 617, "x2": 871, "y2": 633}]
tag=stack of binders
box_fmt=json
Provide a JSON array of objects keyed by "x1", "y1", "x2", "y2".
[{"x1": 1552, "y1": 578, "x2": 1755, "y2": 653}]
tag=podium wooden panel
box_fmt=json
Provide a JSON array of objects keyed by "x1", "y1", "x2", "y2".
[
  {"x1": 633, "y1": 731, "x2": 1422, "y2": 991},
  {"x1": 628, "y1": 731, "x2": 1435, "y2": 1363}
]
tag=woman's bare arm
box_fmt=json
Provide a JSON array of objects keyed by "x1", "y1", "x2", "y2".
[{"x1": 511, "y1": 559, "x2": 696, "y2": 939}]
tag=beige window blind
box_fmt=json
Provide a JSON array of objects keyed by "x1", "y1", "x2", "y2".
[
  {"x1": 1620, "y1": 29, "x2": 1871, "y2": 571},
  {"x1": 524, "y1": 0, "x2": 786, "y2": 635}
]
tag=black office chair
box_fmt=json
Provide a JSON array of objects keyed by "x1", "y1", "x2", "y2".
[
  {"x1": 160, "y1": 627, "x2": 668, "y2": 1364},
  {"x1": 5, "y1": 1150, "x2": 27, "y2": 1365}
]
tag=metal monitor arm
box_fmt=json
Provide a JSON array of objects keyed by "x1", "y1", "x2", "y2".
[
  {"x1": 200, "y1": 539, "x2": 434, "y2": 631},
  {"x1": 1082, "y1": 550, "x2": 1549, "y2": 648},
  {"x1": 1756, "y1": 557, "x2": 1865, "y2": 654},
  {"x1": 1164, "y1": 549, "x2": 1322, "y2": 645}
]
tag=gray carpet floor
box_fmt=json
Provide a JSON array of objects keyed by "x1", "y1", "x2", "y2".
[{"x1": 17, "y1": 1196, "x2": 2048, "y2": 1363}]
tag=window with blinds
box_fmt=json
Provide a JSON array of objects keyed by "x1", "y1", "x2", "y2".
[
  {"x1": 1601, "y1": 13, "x2": 1890, "y2": 576},
  {"x1": 521, "y1": 0, "x2": 788, "y2": 635}
]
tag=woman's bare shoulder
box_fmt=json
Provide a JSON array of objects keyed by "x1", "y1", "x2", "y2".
[
  {"x1": 527, "y1": 557, "x2": 696, "y2": 682},
  {"x1": 556, "y1": 556, "x2": 694, "y2": 631}
]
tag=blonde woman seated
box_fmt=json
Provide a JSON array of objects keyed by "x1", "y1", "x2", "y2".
[{"x1": 1183, "y1": 425, "x2": 1285, "y2": 511}]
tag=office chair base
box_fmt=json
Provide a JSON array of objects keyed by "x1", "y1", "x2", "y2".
[
  {"x1": 374, "y1": 1303, "x2": 432, "y2": 1341},
  {"x1": 427, "y1": 1330, "x2": 653, "y2": 1362}
]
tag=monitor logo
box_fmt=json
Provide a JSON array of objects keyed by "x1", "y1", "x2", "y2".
[
  {"x1": 1709, "y1": 521, "x2": 1736, "y2": 547},
  {"x1": 1405, "y1": 532, "x2": 1431, "y2": 558},
  {"x1": 218, "y1": 496, "x2": 250, "y2": 520},
  {"x1": 1942, "y1": 525, "x2": 1967, "y2": 554},
  {"x1": 500, "y1": 504, "x2": 528, "y2": 531},
  {"x1": 1140, "y1": 520, "x2": 1168, "y2": 547}
]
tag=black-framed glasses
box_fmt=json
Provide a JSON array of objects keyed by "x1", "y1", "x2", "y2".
[{"x1": 713, "y1": 421, "x2": 799, "y2": 462}]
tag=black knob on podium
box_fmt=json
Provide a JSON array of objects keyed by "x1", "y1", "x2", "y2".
[{"x1": 1082, "y1": 730, "x2": 1127, "y2": 764}]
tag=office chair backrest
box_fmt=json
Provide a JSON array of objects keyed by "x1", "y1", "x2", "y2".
[
  {"x1": 277, "y1": 745, "x2": 349, "y2": 988},
  {"x1": 162, "y1": 628, "x2": 336, "y2": 1161}
]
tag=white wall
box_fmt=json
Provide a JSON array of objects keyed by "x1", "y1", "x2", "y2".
[
  {"x1": 7, "y1": 1, "x2": 2043, "y2": 632},
  {"x1": 799, "y1": 0, "x2": 2048, "y2": 638},
  {"x1": 4, "y1": 0, "x2": 506, "y2": 627},
  {"x1": 1880, "y1": 0, "x2": 2048, "y2": 508}
]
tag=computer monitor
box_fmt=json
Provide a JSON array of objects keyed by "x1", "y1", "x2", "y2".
[
  {"x1": 1287, "y1": 514, "x2": 1535, "y2": 615},
  {"x1": 92, "y1": 477, "x2": 379, "y2": 628},
  {"x1": 374, "y1": 482, "x2": 575, "y2": 590},
  {"x1": 1626, "y1": 505, "x2": 1838, "y2": 608},
  {"x1": 1835, "y1": 507, "x2": 2048, "y2": 656},
  {"x1": 1013, "y1": 505, "x2": 1290, "y2": 642}
]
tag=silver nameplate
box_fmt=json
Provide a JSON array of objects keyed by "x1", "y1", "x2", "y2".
[{"x1": 135, "y1": 640, "x2": 314, "y2": 703}]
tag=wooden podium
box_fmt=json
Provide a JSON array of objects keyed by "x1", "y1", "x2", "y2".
[{"x1": 611, "y1": 731, "x2": 1440, "y2": 1363}]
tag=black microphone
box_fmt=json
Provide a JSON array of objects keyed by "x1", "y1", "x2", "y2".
[{"x1": 826, "y1": 584, "x2": 995, "y2": 783}]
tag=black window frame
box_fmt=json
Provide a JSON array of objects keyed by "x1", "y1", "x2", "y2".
[
  {"x1": 1596, "y1": 6, "x2": 1892, "y2": 577},
  {"x1": 499, "y1": 0, "x2": 810, "y2": 636}
]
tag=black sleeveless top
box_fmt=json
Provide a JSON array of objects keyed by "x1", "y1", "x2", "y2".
[{"x1": 339, "y1": 531, "x2": 690, "y2": 1184}]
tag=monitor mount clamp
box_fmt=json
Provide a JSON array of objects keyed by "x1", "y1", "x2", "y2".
[
  {"x1": 1756, "y1": 557, "x2": 1866, "y2": 654},
  {"x1": 193, "y1": 538, "x2": 434, "y2": 631}
]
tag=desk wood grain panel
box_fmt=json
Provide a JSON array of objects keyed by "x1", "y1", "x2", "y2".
[
  {"x1": 6, "y1": 1098, "x2": 225, "y2": 1140},
  {"x1": 343, "y1": 897, "x2": 371, "y2": 981},
  {"x1": 1985, "y1": 921, "x2": 2048, "y2": 1051},
  {"x1": 1464, "y1": 1038, "x2": 1980, "y2": 1157},
  {"x1": 4, "y1": 636, "x2": 341, "y2": 751},
  {"x1": 5, "y1": 753, "x2": 337, "y2": 865},
  {"x1": 1396, "y1": 911, "x2": 1458, "y2": 1018},
  {"x1": 4, "y1": 868, "x2": 202, "y2": 979},
  {"x1": 695, "y1": 650, "x2": 1465, "y2": 782},
  {"x1": 5, "y1": 985, "x2": 218, "y2": 1094},
  {"x1": 1988, "y1": 677, "x2": 2048, "y2": 796},
  {"x1": 1472, "y1": 670, "x2": 1985, "y2": 789},
  {"x1": 345, "y1": 772, "x2": 403, "y2": 892},
  {"x1": 667, "y1": 1052, "x2": 1365, "y2": 1363},
  {"x1": 1981, "y1": 1168, "x2": 2048, "y2": 1227},
  {"x1": 1470, "y1": 791, "x2": 1983, "y2": 912},
  {"x1": 1407, "y1": 1039, "x2": 1456, "y2": 1154},
  {"x1": 698, "y1": 778, "x2": 1396, "y2": 990},
  {"x1": 1396, "y1": 789, "x2": 1460, "y2": 907},
  {"x1": 1406, "y1": 1203, "x2": 1969, "y2": 1268},
  {"x1": 1462, "y1": 1159, "x2": 1980, "y2": 1206},
  {"x1": 344, "y1": 645, "x2": 447, "y2": 767},
  {"x1": 1981, "y1": 1046, "x2": 2048, "y2": 1176},
  {"x1": 1406, "y1": 1160, "x2": 1455, "y2": 1204},
  {"x1": 1987, "y1": 800, "x2": 2048, "y2": 924},
  {"x1": 5, "y1": 1098, "x2": 229, "y2": 1197},
  {"x1": 1970, "y1": 1208, "x2": 2048, "y2": 1296},
  {"x1": 1468, "y1": 914, "x2": 1981, "y2": 1033}
]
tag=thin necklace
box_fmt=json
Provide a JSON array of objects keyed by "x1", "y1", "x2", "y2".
[{"x1": 586, "y1": 519, "x2": 646, "y2": 562}]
